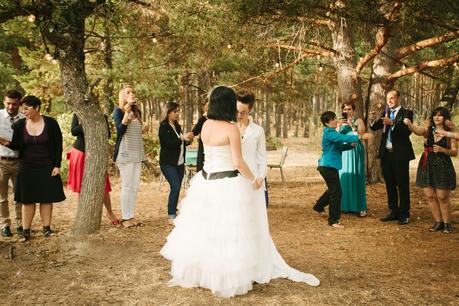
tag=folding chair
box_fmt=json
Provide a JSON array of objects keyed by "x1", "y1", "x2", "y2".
[{"x1": 267, "y1": 146, "x2": 288, "y2": 185}]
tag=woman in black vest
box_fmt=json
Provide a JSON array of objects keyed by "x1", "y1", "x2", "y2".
[{"x1": 158, "y1": 102, "x2": 192, "y2": 224}]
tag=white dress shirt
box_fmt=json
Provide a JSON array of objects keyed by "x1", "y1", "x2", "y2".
[
  {"x1": 241, "y1": 118, "x2": 267, "y2": 179},
  {"x1": 0, "y1": 109, "x2": 24, "y2": 158}
]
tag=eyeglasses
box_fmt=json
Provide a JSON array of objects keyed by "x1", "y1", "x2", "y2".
[{"x1": 237, "y1": 111, "x2": 249, "y2": 116}]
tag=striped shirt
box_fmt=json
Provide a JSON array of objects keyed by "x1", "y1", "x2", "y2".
[{"x1": 116, "y1": 118, "x2": 145, "y2": 163}]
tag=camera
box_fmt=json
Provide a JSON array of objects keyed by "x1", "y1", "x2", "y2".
[
  {"x1": 341, "y1": 112, "x2": 348, "y2": 120},
  {"x1": 129, "y1": 100, "x2": 137, "y2": 106}
]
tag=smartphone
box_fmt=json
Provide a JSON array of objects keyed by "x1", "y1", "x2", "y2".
[{"x1": 342, "y1": 112, "x2": 348, "y2": 120}]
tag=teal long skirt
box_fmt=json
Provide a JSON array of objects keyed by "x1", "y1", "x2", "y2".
[{"x1": 339, "y1": 137, "x2": 367, "y2": 213}]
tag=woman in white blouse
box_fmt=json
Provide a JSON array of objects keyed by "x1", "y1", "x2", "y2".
[{"x1": 236, "y1": 91, "x2": 268, "y2": 206}]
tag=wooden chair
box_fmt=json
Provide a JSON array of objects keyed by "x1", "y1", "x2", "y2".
[{"x1": 268, "y1": 146, "x2": 288, "y2": 185}]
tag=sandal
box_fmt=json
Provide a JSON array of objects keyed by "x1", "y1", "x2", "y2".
[
  {"x1": 106, "y1": 213, "x2": 120, "y2": 226},
  {"x1": 121, "y1": 219, "x2": 137, "y2": 229},
  {"x1": 131, "y1": 219, "x2": 145, "y2": 227}
]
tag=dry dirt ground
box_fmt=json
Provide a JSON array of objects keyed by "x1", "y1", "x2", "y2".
[{"x1": 0, "y1": 138, "x2": 458, "y2": 305}]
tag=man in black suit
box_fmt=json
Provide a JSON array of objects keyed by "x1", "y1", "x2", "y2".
[{"x1": 370, "y1": 90, "x2": 415, "y2": 225}]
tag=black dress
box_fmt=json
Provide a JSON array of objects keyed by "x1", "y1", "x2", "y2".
[
  {"x1": 192, "y1": 116, "x2": 207, "y2": 172},
  {"x1": 416, "y1": 128, "x2": 456, "y2": 190},
  {"x1": 12, "y1": 117, "x2": 66, "y2": 204}
]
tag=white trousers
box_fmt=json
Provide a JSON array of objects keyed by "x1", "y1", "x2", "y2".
[{"x1": 117, "y1": 162, "x2": 141, "y2": 220}]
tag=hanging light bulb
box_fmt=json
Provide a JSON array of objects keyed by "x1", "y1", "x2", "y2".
[
  {"x1": 275, "y1": 62, "x2": 280, "y2": 68},
  {"x1": 227, "y1": 43, "x2": 232, "y2": 49},
  {"x1": 44, "y1": 53, "x2": 53, "y2": 61},
  {"x1": 152, "y1": 37, "x2": 158, "y2": 43},
  {"x1": 27, "y1": 14, "x2": 36, "y2": 23},
  {"x1": 402, "y1": 63, "x2": 406, "y2": 70},
  {"x1": 318, "y1": 63, "x2": 323, "y2": 72}
]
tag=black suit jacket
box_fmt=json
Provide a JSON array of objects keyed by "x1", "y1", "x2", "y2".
[
  {"x1": 158, "y1": 121, "x2": 187, "y2": 166},
  {"x1": 370, "y1": 107, "x2": 415, "y2": 161}
]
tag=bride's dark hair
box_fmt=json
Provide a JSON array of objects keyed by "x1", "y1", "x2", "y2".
[{"x1": 207, "y1": 86, "x2": 237, "y2": 122}]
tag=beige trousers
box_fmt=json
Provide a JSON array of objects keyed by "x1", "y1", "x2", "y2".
[{"x1": 0, "y1": 159, "x2": 21, "y2": 229}]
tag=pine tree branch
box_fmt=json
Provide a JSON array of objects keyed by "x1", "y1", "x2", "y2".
[
  {"x1": 355, "y1": 1, "x2": 402, "y2": 74},
  {"x1": 355, "y1": 27, "x2": 390, "y2": 74},
  {"x1": 266, "y1": 44, "x2": 335, "y2": 57},
  {"x1": 231, "y1": 52, "x2": 313, "y2": 88},
  {"x1": 387, "y1": 53, "x2": 459, "y2": 83},
  {"x1": 395, "y1": 29, "x2": 459, "y2": 59}
]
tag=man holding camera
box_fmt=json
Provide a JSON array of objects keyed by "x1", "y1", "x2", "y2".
[
  {"x1": 0, "y1": 90, "x2": 24, "y2": 237},
  {"x1": 369, "y1": 90, "x2": 415, "y2": 225}
]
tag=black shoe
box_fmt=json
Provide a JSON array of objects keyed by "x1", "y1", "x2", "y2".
[
  {"x1": 443, "y1": 223, "x2": 453, "y2": 234},
  {"x1": 16, "y1": 226, "x2": 23, "y2": 235},
  {"x1": 43, "y1": 226, "x2": 55, "y2": 237},
  {"x1": 19, "y1": 229, "x2": 31, "y2": 242},
  {"x1": 429, "y1": 222, "x2": 444, "y2": 232},
  {"x1": 398, "y1": 217, "x2": 409, "y2": 225},
  {"x1": 1, "y1": 226, "x2": 12, "y2": 237},
  {"x1": 312, "y1": 205, "x2": 325, "y2": 213},
  {"x1": 380, "y1": 214, "x2": 399, "y2": 222}
]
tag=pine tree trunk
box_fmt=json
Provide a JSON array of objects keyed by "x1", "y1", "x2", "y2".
[
  {"x1": 275, "y1": 100, "x2": 282, "y2": 137},
  {"x1": 282, "y1": 102, "x2": 288, "y2": 138},
  {"x1": 264, "y1": 91, "x2": 271, "y2": 137},
  {"x1": 59, "y1": 24, "x2": 108, "y2": 236},
  {"x1": 329, "y1": 17, "x2": 364, "y2": 117},
  {"x1": 366, "y1": 39, "x2": 397, "y2": 183},
  {"x1": 101, "y1": 17, "x2": 114, "y2": 114}
]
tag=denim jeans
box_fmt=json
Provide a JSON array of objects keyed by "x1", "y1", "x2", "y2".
[{"x1": 160, "y1": 164, "x2": 184, "y2": 218}]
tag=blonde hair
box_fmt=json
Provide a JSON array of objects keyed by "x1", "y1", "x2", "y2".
[
  {"x1": 118, "y1": 84, "x2": 133, "y2": 108},
  {"x1": 118, "y1": 84, "x2": 141, "y2": 121}
]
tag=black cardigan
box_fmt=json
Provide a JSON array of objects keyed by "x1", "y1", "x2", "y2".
[
  {"x1": 10, "y1": 116, "x2": 63, "y2": 168},
  {"x1": 158, "y1": 121, "x2": 188, "y2": 166},
  {"x1": 71, "y1": 113, "x2": 111, "y2": 153},
  {"x1": 191, "y1": 116, "x2": 207, "y2": 171}
]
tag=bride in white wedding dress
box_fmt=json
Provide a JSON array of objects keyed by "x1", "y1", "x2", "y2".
[{"x1": 160, "y1": 86, "x2": 319, "y2": 298}]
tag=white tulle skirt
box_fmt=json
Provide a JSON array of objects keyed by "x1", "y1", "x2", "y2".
[{"x1": 160, "y1": 172, "x2": 319, "y2": 298}]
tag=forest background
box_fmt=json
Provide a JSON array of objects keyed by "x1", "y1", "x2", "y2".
[{"x1": 0, "y1": 0, "x2": 458, "y2": 234}]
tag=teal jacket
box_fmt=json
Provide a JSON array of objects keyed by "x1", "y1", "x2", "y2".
[{"x1": 318, "y1": 127, "x2": 359, "y2": 170}]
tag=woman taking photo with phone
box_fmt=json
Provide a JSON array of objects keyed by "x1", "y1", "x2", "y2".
[
  {"x1": 337, "y1": 102, "x2": 367, "y2": 217},
  {"x1": 113, "y1": 85, "x2": 145, "y2": 228},
  {"x1": 403, "y1": 107, "x2": 457, "y2": 233}
]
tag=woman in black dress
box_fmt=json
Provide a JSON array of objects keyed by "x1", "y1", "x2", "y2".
[
  {"x1": 0, "y1": 96, "x2": 65, "y2": 241},
  {"x1": 403, "y1": 107, "x2": 457, "y2": 233},
  {"x1": 191, "y1": 103, "x2": 208, "y2": 171}
]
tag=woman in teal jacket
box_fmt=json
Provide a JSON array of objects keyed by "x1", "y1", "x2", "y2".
[{"x1": 313, "y1": 111, "x2": 372, "y2": 228}]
